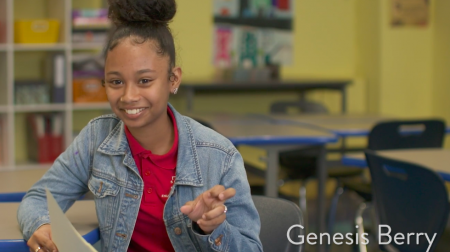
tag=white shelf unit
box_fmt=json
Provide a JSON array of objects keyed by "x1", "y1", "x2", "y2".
[
  {"x1": 14, "y1": 43, "x2": 68, "y2": 51},
  {"x1": 0, "y1": 0, "x2": 110, "y2": 170}
]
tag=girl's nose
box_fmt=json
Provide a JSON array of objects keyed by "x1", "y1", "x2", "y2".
[{"x1": 121, "y1": 84, "x2": 140, "y2": 103}]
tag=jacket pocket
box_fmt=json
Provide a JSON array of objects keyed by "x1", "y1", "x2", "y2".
[{"x1": 88, "y1": 175, "x2": 120, "y2": 232}]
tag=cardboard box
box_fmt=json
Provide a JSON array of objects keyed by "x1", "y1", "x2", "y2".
[{"x1": 73, "y1": 77, "x2": 108, "y2": 103}]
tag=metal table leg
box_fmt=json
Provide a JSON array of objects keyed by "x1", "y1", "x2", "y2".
[
  {"x1": 317, "y1": 145, "x2": 327, "y2": 252},
  {"x1": 341, "y1": 85, "x2": 347, "y2": 113},
  {"x1": 186, "y1": 88, "x2": 194, "y2": 112},
  {"x1": 265, "y1": 147, "x2": 279, "y2": 198}
]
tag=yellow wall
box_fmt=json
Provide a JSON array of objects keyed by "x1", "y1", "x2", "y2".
[
  {"x1": 379, "y1": 0, "x2": 434, "y2": 117},
  {"x1": 355, "y1": 0, "x2": 381, "y2": 113},
  {"x1": 281, "y1": 0, "x2": 356, "y2": 79},
  {"x1": 171, "y1": 0, "x2": 215, "y2": 82},
  {"x1": 172, "y1": 0, "x2": 358, "y2": 81},
  {"x1": 433, "y1": 0, "x2": 450, "y2": 121},
  {"x1": 433, "y1": 0, "x2": 450, "y2": 148},
  {"x1": 354, "y1": 0, "x2": 437, "y2": 118}
]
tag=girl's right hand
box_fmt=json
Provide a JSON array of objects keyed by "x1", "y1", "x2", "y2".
[{"x1": 27, "y1": 224, "x2": 58, "y2": 252}]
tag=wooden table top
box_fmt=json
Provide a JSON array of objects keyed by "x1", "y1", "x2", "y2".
[
  {"x1": 1, "y1": 200, "x2": 97, "y2": 239},
  {"x1": 0, "y1": 168, "x2": 48, "y2": 193}
]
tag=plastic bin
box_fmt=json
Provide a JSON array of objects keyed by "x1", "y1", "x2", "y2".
[{"x1": 14, "y1": 19, "x2": 60, "y2": 43}]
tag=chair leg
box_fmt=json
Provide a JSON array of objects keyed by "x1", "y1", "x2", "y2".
[
  {"x1": 367, "y1": 203, "x2": 377, "y2": 239},
  {"x1": 299, "y1": 180, "x2": 308, "y2": 234},
  {"x1": 325, "y1": 182, "x2": 344, "y2": 252},
  {"x1": 355, "y1": 202, "x2": 368, "y2": 252}
]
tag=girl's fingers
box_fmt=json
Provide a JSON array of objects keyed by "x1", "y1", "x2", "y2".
[
  {"x1": 27, "y1": 239, "x2": 39, "y2": 252},
  {"x1": 27, "y1": 238, "x2": 58, "y2": 252},
  {"x1": 202, "y1": 204, "x2": 227, "y2": 221},
  {"x1": 217, "y1": 188, "x2": 236, "y2": 201},
  {"x1": 180, "y1": 201, "x2": 195, "y2": 215},
  {"x1": 208, "y1": 185, "x2": 225, "y2": 198},
  {"x1": 208, "y1": 186, "x2": 236, "y2": 201},
  {"x1": 40, "y1": 237, "x2": 58, "y2": 252},
  {"x1": 197, "y1": 214, "x2": 226, "y2": 232}
]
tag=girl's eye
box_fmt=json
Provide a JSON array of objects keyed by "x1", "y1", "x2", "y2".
[
  {"x1": 140, "y1": 79, "x2": 152, "y2": 84},
  {"x1": 109, "y1": 80, "x2": 123, "y2": 85}
]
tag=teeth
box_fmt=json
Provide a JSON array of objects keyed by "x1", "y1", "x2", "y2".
[{"x1": 125, "y1": 108, "x2": 144, "y2": 115}]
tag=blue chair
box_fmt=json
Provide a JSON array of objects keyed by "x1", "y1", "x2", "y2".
[
  {"x1": 252, "y1": 195, "x2": 304, "y2": 252},
  {"x1": 365, "y1": 150, "x2": 449, "y2": 252},
  {"x1": 328, "y1": 119, "x2": 446, "y2": 251},
  {"x1": 368, "y1": 119, "x2": 446, "y2": 150}
]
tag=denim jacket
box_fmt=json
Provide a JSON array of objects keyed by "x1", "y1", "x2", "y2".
[{"x1": 18, "y1": 104, "x2": 263, "y2": 252}]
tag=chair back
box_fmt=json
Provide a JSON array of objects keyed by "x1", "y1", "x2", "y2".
[
  {"x1": 365, "y1": 151, "x2": 449, "y2": 252},
  {"x1": 368, "y1": 120, "x2": 445, "y2": 150},
  {"x1": 270, "y1": 100, "x2": 328, "y2": 114},
  {"x1": 252, "y1": 195, "x2": 303, "y2": 252}
]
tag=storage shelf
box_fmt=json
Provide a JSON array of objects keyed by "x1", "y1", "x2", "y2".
[
  {"x1": 214, "y1": 17, "x2": 292, "y2": 30},
  {"x1": 14, "y1": 43, "x2": 67, "y2": 51},
  {"x1": 0, "y1": 0, "x2": 112, "y2": 170},
  {"x1": 13, "y1": 163, "x2": 52, "y2": 170},
  {"x1": 0, "y1": 105, "x2": 9, "y2": 113},
  {"x1": 72, "y1": 102, "x2": 111, "y2": 110},
  {"x1": 72, "y1": 42, "x2": 105, "y2": 50},
  {"x1": 14, "y1": 104, "x2": 67, "y2": 112}
]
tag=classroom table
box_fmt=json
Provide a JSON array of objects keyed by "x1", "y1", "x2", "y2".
[
  {"x1": 262, "y1": 114, "x2": 395, "y2": 137},
  {"x1": 188, "y1": 113, "x2": 337, "y2": 251},
  {"x1": 0, "y1": 169, "x2": 48, "y2": 193},
  {"x1": 0, "y1": 200, "x2": 99, "y2": 251},
  {"x1": 341, "y1": 149, "x2": 450, "y2": 181},
  {"x1": 0, "y1": 168, "x2": 96, "y2": 202},
  {"x1": 265, "y1": 114, "x2": 450, "y2": 137},
  {"x1": 0, "y1": 169, "x2": 48, "y2": 201},
  {"x1": 180, "y1": 79, "x2": 351, "y2": 113}
]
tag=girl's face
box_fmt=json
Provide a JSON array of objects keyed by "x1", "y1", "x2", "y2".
[{"x1": 104, "y1": 37, "x2": 181, "y2": 131}]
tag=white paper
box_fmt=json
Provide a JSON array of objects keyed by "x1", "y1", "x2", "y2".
[{"x1": 46, "y1": 189, "x2": 98, "y2": 252}]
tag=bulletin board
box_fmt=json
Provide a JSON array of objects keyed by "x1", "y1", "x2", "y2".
[
  {"x1": 391, "y1": 0, "x2": 429, "y2": 27},
  {"x1": 212, "y1": 0, "x2": 294, "y2": 70}
]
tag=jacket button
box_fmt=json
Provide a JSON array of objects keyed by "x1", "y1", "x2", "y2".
[
  {"x1": 174, "y1": 227, "x2": 182, "y2": 235},
  {"x1": 215, "y1": 234, "x2": 223, "y2": 246}
]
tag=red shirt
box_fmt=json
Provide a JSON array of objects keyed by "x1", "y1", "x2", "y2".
[{"x1": 126, "y1": 107, "x2": 178, "y2": 252}]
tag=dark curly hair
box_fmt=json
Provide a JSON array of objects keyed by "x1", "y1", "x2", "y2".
[{"x1": 106, "y1": 0, "x2": 177, "y2": 75}]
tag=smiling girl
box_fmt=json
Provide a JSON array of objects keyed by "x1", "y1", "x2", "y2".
[{"x1": 17, "y1": 1, "x2": 262, "y2": 251}]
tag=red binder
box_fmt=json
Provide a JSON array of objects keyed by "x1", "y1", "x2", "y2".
[
  {"x1": 277, "y1": 0, "x2": 289, "y2": 10},
  {"x1": 27, "y1": 114, "x2": 64, "y2": 164}
]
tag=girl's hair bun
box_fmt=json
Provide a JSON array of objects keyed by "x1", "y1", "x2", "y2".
[{"x1": 108, "y1": 0, "x2": 177, "y2": 26}]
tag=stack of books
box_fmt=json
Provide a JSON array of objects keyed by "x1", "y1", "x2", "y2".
[{"x1": 72, "y1": 9, "x2": 111, "y2": 44}]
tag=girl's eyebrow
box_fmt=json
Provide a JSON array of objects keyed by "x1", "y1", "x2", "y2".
[
  {"x1": 106, "y1": 71, "x2": 121, "y2": 76},
  {"x1": 106, "y1": 69, "x2": 155, "y2": 76},
  {"x1": 136, "y1": 69, "x2": 156, "y2": 74}
]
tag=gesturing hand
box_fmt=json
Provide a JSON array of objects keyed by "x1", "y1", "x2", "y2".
[{"x1": 180, "y1": 185, "x2": 236, "y2": 234}]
